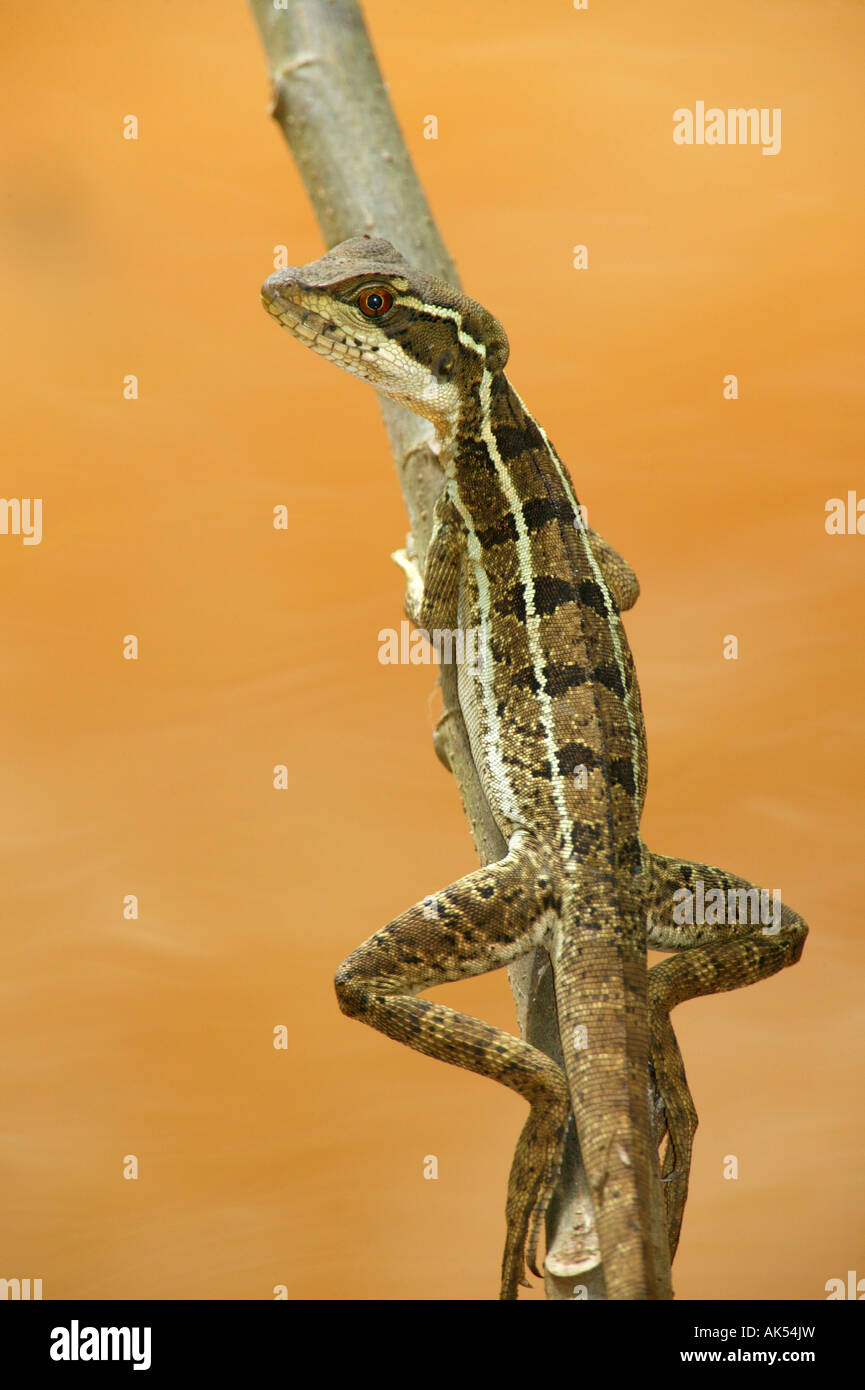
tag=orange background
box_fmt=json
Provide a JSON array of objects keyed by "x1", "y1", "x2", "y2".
[{"x1": 1, "y1": 0, "x2": 862, "y2": 1300}]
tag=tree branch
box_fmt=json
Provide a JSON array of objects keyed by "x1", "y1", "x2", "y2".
[{"x1": 247, "y1": 0, "x2": 670, "y2": 1300}]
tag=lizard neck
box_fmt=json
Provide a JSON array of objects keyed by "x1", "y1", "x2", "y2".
[
  {"x1": 437, "y1": 372, "x2": 530, "y2": 471},
  {"x1": 445, "y1": 371, "x2": 581, "y2": 521}
]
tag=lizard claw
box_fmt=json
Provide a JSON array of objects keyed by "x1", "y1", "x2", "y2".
[{"x1": 499, "y1": 1093, "x2": 569, "y2": 1299}]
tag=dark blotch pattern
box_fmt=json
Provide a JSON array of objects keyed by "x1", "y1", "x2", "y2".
[{"x1": 533, "y1": 576, "x2": 577, "y2": 617}]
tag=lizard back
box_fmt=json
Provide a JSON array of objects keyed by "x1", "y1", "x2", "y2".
[{"x1": 449, "y1": 371, "x2": 648, "y2": 891}]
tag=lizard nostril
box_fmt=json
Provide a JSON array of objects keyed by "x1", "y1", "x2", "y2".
[{"x1": 261, "y1": 270, "x2": 303, "y2": 304}]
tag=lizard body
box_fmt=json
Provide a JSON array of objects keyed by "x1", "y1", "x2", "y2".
[{"x1": 262, "y1": 237, "x2": 808, "y2": 1299}]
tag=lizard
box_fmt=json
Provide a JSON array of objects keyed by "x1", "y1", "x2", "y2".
[{"x1": 261, "y1": 235, "x2": 808, "y2": 1299}]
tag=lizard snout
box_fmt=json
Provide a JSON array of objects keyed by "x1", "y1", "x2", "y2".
[{"x1": 261, "y1": 268, "x2": 304, "y2": 307}]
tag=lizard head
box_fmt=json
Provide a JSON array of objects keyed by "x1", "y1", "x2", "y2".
[{"x1": 261, "y1": 236, "x2": 509, "y2": 434}]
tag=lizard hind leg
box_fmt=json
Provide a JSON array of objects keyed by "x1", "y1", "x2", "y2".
[
  {"x1": 643, "y1": 851, "x2": 808, "y2": 1258},
  {"x1": 333, "y1": 830, "x2": 570, "y2": 1300}
]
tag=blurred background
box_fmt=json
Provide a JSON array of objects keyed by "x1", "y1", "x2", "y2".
[{"x1": 0, "y1": 0, "x2": 862, "y2": 1299}]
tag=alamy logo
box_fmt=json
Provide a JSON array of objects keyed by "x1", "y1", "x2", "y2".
[
  {"x1": 0, "y1": 497, "x2": 42, "y2": 545},
  {"x1": 49, "y1": 1320, "x2": 152, "y2": 1371},
  {"x1": 672, "y1": 881, "x2": 782, "y2": 933},
  {"x1": 0, "y1": 1276, "x2": 42, "y2": 1299},
  {"x1": 825, "y1": 1270, "x2": 864, "y2": 1299},
  {"x1": 378, "y1": 620, "x2": 488, "y2": 674},
  {"x1": 673, "y1": 102, "x2": 781, "y2": 156}
]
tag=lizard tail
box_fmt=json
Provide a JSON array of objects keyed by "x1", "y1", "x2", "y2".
[{"x1": 553, "y1": 931, "x2": 670, "y2": 1299}]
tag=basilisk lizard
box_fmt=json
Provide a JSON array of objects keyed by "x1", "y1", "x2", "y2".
[{"x1": 261, "y1": 236, "x2": 808, "y2": 1300}]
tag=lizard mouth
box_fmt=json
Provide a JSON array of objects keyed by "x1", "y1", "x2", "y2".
[{"x1": 261, "y1": 275, "x2": 371, "y2": 366}]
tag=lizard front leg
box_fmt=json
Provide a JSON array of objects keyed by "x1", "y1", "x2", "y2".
[
  {"x1": 584, "y1": 527, "x2": 640, "y2": 612},
  {"x1": 642, "y1": 851, "x2": 808, "y2": 1256},
  {"x1": 334, "y1": 832, "x2": 570, "y2": 1299},
  {"x1": 392, "y1": 495, "x2": 473, "y2": 771},
  {"x1": 392, "y1": 493, "x2": 463, "y2": 631}
]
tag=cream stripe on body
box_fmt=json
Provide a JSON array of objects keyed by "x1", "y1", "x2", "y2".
[
  {"x1": 447, "y1": 473, "x2": 524, "y2": 831},
  {"x1": 474, "y1": 368, "x2": 577, "y2": 865}
]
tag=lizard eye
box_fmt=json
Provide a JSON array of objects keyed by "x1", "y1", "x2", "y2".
[{"x1": 358, "y1": 286, "x2": 394, "y2": 318}]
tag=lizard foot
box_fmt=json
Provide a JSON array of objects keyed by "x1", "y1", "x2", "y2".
[
  {"x1": 648, "y1": 982, "x2": 698, "y2": 1259},
  {"x1": 391, "y1": 539, "x2": 424, "y2": 626},
  {"x1": 500, "y1": 1094, "x2": 569, "y2": 1299}
]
